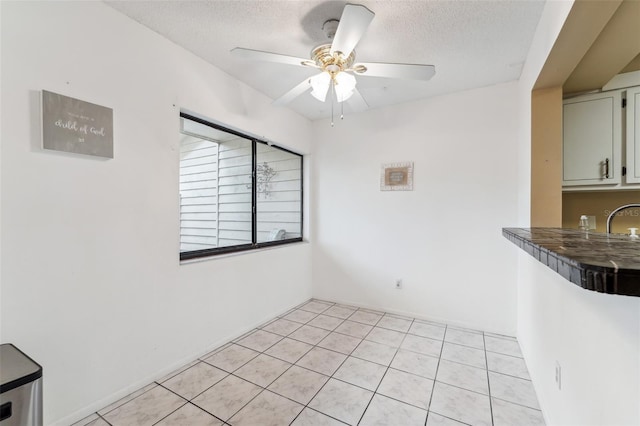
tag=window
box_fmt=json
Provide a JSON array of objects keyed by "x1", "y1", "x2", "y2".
[{"x1": 179, "y1": 113, "x2": 303, "y2": 260}]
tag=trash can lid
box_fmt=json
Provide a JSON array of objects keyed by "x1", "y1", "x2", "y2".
[{"x1": 0, "y1": 344, "x2": 43, "y2": 394}]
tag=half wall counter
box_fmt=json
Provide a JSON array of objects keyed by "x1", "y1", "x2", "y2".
[{"x1": 503, "y1": 228, "x2": 640, "y2": 297}]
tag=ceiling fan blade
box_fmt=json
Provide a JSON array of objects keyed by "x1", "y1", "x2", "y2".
[
  {"x1": 346, "y1": 87, "x2": 369, "y2": 112},
  {"x1": 354, "y1": 62, "x2": 436, "y2": 81},
  {"x1": 231, "y1": 47, "x2": 315, "y2": 68},
  {"x1": 330, "y1": 4, "x2": 374, "y2": 58},
  {"x1": 273, "y1": 77, "x2": 313, "y2": 106}
]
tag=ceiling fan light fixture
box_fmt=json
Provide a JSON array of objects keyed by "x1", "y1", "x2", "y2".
[{"x1": 310, "y1": 70, "x2": 356, "y2": 103}]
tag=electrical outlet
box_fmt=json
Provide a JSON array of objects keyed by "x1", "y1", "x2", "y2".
[
  {"x1": 395, "y1": 279, "x2": 402, "y2": 289},
  {"x1": 555, "y1": 361, "x2": 562, "y2": 390}
]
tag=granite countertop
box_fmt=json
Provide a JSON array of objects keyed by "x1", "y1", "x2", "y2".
[{"x1": 503, "y1": 228, "x2": 640, "y2": 297}]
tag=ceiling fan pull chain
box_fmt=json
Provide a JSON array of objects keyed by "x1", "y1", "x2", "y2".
[
  {"x1": 341, "y1": 98, "x2": 345, "y2": 120},
  {"x1": 331, "y1": 81, "x2": 335, "y2": 127}
]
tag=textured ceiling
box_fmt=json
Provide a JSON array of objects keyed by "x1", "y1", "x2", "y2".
[{"x1": 106, "y1": 0, "x2": 546, "y2": 121}]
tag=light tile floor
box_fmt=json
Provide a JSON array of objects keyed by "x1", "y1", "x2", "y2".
[{"x1": 74, "y1": 299, "x2": 545, "y2": 426}]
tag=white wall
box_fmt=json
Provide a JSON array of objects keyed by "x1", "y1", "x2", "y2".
[
  {"x1": 515, "y1": 1, "x2": 640, "y2": 425},
  {"x1": 517, "y1": 255, "x2": 640, "y2": 426},
  {"x1": 311, "y1": 82, "x2": 520, "y2": 334},
  {"x1": 0, "y1": 2, "x2": 312, "y2": 425}
]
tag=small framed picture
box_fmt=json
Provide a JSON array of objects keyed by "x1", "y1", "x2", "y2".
[{"x1": 380, "y1": 162, "x2": 413, "y2": 191}]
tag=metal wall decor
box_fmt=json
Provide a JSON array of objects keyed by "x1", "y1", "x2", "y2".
[
  {"x1": 380, "y1": 161, "x2": 413, "y2": 191},
  {"x1": 256, "y1": 162, "x2": 277, "y2": 198},
  {"x1": 42, "y1": 90, "x2": 113, "y2": 158}
]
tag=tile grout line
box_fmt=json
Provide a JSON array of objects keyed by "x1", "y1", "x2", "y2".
[
  {"x1": 269, "y1": 301, "x2": 347, "y2": 424},
  {"x1": 437, "y1": 342, "x2": 491, "y2": 370},
  {"x1": 349, "y1": 309, "x2": 387, "y2": 421},
  {"x1": 424, "y1": 323, "x2": 448, "y2": 426},
  {"x1": 485, "y1": 348, "x2": 526, "y2": 359},
  {"x1": 286, "y1": 302, "x2": 367, "y2": 425},
  {"x1": 255, "y1": 300, "x2": 343, "y2": 422},
  {"x1": 431, "y1": 379, "x2": 491, "y2": 398},
  {"x1": 352, "y1": 311, "x2": 391, "y2": 425},
  {"x1": 222, "y1": 301, "x2": 337, "y2": 425},
  {"x1": 187, "y1": 335, "x2": 290, "y2": 421},
  {"x1": 483, "y1": 332, "x2": 495, "y2": 426},
  {"x1": 489, "y1": 395, "x2": 545, "y2": 412},
  {"x1": 486, "y1": 369, "x2": 533, "y2": 382},
  {"x1": 98, "y1": 383, "x2": 159, "y2": 419},
  {"x1": 235, "y1": 330, "x2": 326, "y2": 424},
  {"x1": 439, "y1": 339, "x2": 486, "y2": 351},
  {"x1": 97, "y1": 413, "x2": 113, "y2": 426},
  {"x1": 148, "y1": 388, "x2": 194, "y2": 426},
  {"x1": 199, "y1": 345, "x2": 260, "y2": 376}
]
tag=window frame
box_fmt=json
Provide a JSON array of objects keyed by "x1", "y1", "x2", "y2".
[{"x1": 179, "y1": 113, "x2": 303, "y2": 261}]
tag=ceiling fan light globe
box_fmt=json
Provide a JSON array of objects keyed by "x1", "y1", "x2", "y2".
[
  {"x1": 311, "y1": 88, "x2": 328, "y2": 102},
  {"x1": 310, "y1": 72, "x2": 331, "y2": 102},
  {"x1": 336, "y1": 89, "x2": 355, "y2": 103},
  {"x1": 334, "y1": 72, "x2": 357, "y2": 102},
  {"x1": 335, "y1": 72, "x2": 356, "y2": 88}
]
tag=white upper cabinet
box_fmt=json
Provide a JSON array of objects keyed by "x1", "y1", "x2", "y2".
[
  {"x1": 562, "y1": 90, "x2": 622, "y2": 187},
  {"x1": 626, "y1": 86, "x2": 640, "y2": 184}
]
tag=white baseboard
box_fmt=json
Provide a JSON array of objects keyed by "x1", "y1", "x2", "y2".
[{"x1": 317, "y1": 296, "x2": 516, "y2": 337}]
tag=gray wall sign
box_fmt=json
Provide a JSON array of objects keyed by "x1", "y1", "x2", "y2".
[{"x1": 42, "y1": 90, "x2": 113, "y2": 158}]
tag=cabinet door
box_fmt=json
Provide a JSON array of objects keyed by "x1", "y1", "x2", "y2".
[
  {"x1": 562, "y1": 91, "x2": 622, "y2": 186},
  {"x1": 626, "y1": 86, "x2": 640, "y2": 184}
]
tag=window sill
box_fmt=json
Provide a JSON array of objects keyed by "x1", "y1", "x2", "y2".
[{"x1": 179, "y1": 240, "x2": 309, "y2": 265}]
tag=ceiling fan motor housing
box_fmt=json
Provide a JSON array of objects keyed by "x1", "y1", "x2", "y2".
[{"x1": 311, "y1": 44, "x2": 355, "y2": 75}]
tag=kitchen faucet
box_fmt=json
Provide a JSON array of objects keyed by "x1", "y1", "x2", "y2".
[{"x1": 606, "y1": 203, "x2": 640, "y2": 233}]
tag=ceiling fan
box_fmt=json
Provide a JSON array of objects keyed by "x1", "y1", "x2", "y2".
[{"x1": 231, "y1": 3, "x2": 435, "y2": 120}]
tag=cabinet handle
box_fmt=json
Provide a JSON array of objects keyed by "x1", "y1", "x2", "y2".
[{"x1": 605, "y1": 158, "x2": 610, "y2": 179}]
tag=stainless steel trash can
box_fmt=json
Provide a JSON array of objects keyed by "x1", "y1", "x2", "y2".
[{"x1": 0, "y1": 344, "x2": 43, "y2": 426}]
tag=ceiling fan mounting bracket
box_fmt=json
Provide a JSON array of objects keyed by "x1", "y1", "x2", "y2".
[{"x1": 322, "y1": 19, "x2": 339, "y2": 40}]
